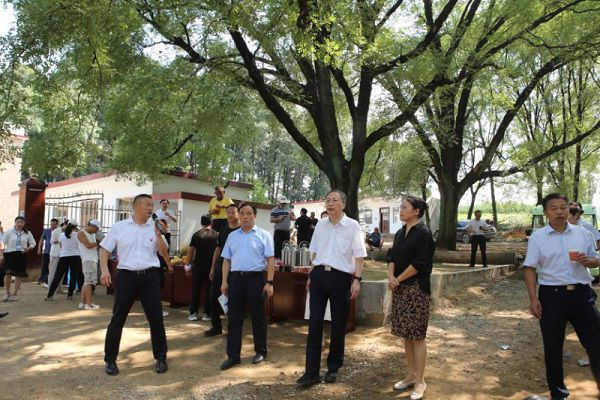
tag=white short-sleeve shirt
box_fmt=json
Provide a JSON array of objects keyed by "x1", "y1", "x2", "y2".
[
  {"x1": 49, "y1": 228, "x2": 62, "y2": 257},
  {"x1": 155, "y1": 208, "x2": 175, "y2": 233},
  {"x1": 59, "y1": 232, "x2": 80, "y2": 257},
  {"x1": 466, "y1": 219, "x2": 488, "y2": 236},
  {"x1": 100, "y1": 218, "x2": 162, "y2": 271},
  {"x1": 523, "y1": 223, "x2": 596, "y2": 285},
  {"x1": 309, "y1": 214, "x2": 367, "y2": 274},
  {"x1": 2, "y1": 229, "x2": 35, "y2": 253}
]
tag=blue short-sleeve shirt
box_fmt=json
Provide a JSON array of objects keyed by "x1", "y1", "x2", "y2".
[{"x1": 221, "y1": 225, "x2": 274, "y2": 271}]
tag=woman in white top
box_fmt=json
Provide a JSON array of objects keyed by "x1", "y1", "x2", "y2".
[
  {"x1": 77, "y1": 219, "x2": 101, "y2": 310},
  {"x1": 0, "y1": 216, "x2": 36, "y2": 301},
  {"x1": 46, "y1": 220, "x2": 81, "y2": 300},
  {"x1": 47, "y1": 222, "x2": 65, "y2": 293}
]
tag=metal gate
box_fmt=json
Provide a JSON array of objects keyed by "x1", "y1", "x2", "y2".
[{"x1": 44, "y1": 191, "x2": 181, "y2": 253}]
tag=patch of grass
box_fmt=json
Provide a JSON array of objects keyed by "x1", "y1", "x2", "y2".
[{"x1": 458, "y1": 212, "x2": 530, "y2": 230}]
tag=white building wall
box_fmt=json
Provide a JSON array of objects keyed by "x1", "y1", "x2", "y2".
[
  {"x1": 152, "y1": 176, "x2": 250, "y2": 201},
  {"x1": 293, "y1": 201, "x2": 326, "y2": 221},
  {"x1": 294, "y1": 197, "x2": 406, "y2": 234},
  {"x1": 179, "y1": 199, "x2": 209, "y2": 251},
  {"x1": 0, "y1": 134, "x2": 26, "y2": 226},
  {"x1": 45, "y1": 173, "x2": 269, "y2": 253},
  {"x1": 179, "y1": 198, "x2": 273, "y2": 253},
  {"x1": 46, "y1": 175, "x2": 152, "y2": 208}
]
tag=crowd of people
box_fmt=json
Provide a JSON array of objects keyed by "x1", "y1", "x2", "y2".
[{"x1": 1, "y1": 189, "x2": 600, "y2": 400}]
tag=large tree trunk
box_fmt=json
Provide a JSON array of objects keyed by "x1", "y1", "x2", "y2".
[
  {"x1": 322, "y1": 149, "x2": 363, "y2": 221},
  {"x1": 534, "y1": 166, "x2": 544, "y2": 205},
  {"x1": 421, "y1": 182, "x2": 430, "y2": 226},
  {"x1": 467, "y1": 182, "x2": 482, "y2": 220},
  {"x1": 573, "y1": 141, "x2": 582, "y2": 202},
  {"x1": 490, "y1": 176, "x2": 498, "y2": 227},
  {"x1": 436, "y1": 182, "x2": 461, "y2": 250}
]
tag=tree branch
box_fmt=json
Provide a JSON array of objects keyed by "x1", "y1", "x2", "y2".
[
  {"x1": 164, "y1": 133, "x2": 194, "y2": 160},
  {"x1": 461, "y1": 57, "x2": 565, "y2": 186},
  {"x1": 371, "y1": 0, "x2": 459, "y2": 76},
  {"x1": 481, "y1": 118, "x2": 600, "y2": 179},
  {"x1": 228, "y1": 28, "x2": 324, "y2": 169},
  {"x1": 376, "y1": 0, "x2": 405, "y2": 30}
]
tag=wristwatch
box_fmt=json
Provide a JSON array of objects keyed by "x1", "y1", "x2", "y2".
[
  {"x1": 353, "y1": 276, "x2": 362, "y2": 282},
  {"x1": 266, "y1": 280, "x2": 274, "y2": 286}
]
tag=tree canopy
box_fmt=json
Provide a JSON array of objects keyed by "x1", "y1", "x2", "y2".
[{"x1": 2, "y1": 0, "x2": 600, "y2": 248}]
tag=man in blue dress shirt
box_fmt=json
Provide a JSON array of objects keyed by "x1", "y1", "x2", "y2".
[
  {"x1": 220, "y1": 203, "x2": 275, "y2": 370},
  {"x1": 524, "y1": 193, "x2": 600, "y2": 399}
]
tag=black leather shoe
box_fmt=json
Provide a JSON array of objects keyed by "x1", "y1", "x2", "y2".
[
  {"x1": 296, "y1": 373, "x2": 321, "y2": 388},
  {"x1": 0, "y1": 312, "x2": 8, "y2": 319},
  {"x1": 155, "y1": 357, "x2": 168, "y2": 373},
  {"x1": 324, "y1": 370, "x2": 338, "y2": 383},
  {"x1": 105, "y1": 361, "x2": 119, "y2": 376},
  {"x1": 204, "y1": 328, "x2": 222, "y2": 337},
  {"x1": 251, "y1": 353, "x2": 266, "y2": 364},
  {"x1": 220, "y1": 357, "x2": 241, "y2": 370}
]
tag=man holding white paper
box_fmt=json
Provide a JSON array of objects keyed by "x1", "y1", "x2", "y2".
[
  {"x1": 205, "y1": 204, "x2": 240, "y2": 337},
  {"x1": 219, "y1": 203, "x2": 274, "y2": 370}
]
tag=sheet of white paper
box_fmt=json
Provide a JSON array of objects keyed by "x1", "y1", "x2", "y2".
[
  {"x1": 218, "y1": 294, "x2": 228, "y2": 315},
  {"x1": 304, "y1": 293, "x2": 331, "y2": 321}
]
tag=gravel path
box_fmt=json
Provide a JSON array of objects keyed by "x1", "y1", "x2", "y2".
[{"x1": 1, "y1": 271, "x2": 598, "y2": 399}]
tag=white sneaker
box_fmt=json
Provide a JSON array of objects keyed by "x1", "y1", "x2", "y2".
[
  {"x1": 188, "y1": 313, "x2": 199, "y2": 321},
  {"x1": 78, "y1": 303, "x2": 85, "y2": 310},
  {"x1": 162, "y1": 310, "x2": 169, "y2": 317},
  {"x1": 42, "y1": 283, "x2": 49, "y2": 288},
  {"x1": 84, "y1": 304, "x2": 100, "y2": 310},
  {"x1": 201, "y1": 313, "x2": 211, "y2": 321}
]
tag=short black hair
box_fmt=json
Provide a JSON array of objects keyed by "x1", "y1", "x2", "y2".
[
  {"x1": 14, "y1": 216, "x2": 25, "y2": 222},
  {"x1": 404, "y1": 195, "x2": 428, "y2": 218},
  {"x1": 226, "y1": 203, "x2": 238, "y2": 211},
  {"x1": 542, "y1": 193, "x2": 569, "y2": 210},
  {"x1": 301, "y1": 208, "x2": 308, "y2": 214},
  {"x1": 238, "y1": 202, "x2": 257, "y2": 215},
  {"x1": 160, "y1": 199, "x2": 169, "y2": 204},
  {"x1": 474, "y1": 210, "x2": 482, "y2": 214},
  {"x1": 133, "y1": 194, "x2": 153, "y2": 205},
  {"x1": 50, "y1": 218, "x2": 59, "y2": 223},
  {"x1": 201, "y1": 214, "x2": 212, "y2": 226}
]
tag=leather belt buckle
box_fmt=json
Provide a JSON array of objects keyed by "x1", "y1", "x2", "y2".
[
  {"x1": 566, "y1": 284, "x2": 576, "y2": 291},
  {"x1": 324, "y1": 265, "x2": 332, "y2": 272}
]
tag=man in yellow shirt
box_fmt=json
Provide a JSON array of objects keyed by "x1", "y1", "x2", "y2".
[{"x1": 209, "y1": 186, "x2": 234, "y2": 234}]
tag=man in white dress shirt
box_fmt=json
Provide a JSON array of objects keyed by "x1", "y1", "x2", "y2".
[
  {"x1": 297, "y1": 190, "x2": 367, "y2": 387},
  {"x1": 524, "y1": 193, "x2": 600, "y2": 399},
  {"x1": 99, "y1": 194, "x2": 172, "y2": 376},
  {"x1": 466, "y1": 210, "x2": 491, "y2": 268}
]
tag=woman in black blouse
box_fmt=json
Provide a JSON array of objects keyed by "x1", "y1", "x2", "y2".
[{"x1": 387, "y1": 196, "x2": 435, "y2": 400}]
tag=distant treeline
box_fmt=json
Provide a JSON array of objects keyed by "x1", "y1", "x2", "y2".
[{"x1": 458, "y1": 202, "x2": 534, "y2": 215}]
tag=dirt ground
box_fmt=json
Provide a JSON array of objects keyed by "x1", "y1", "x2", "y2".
[{"x1": 1, "y1": 269, "x2": 599, "y2": 400}]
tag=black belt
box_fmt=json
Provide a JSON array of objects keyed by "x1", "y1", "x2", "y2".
[
  {"x1": 119, "y1": 267, "x2": 157, "y2": 275},
  {"x1": 314, "y1": 264, "x2": 351, "y2": 276},
  {"x1": 231, "y1": 271, "x2": 264, "y2": 276},
  {"x1": 540, "y1": 284, "x2": 588, "y2": 291}
]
